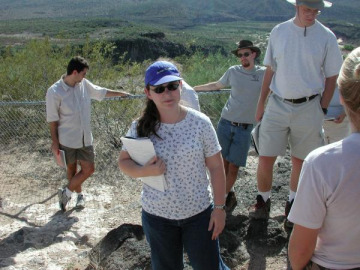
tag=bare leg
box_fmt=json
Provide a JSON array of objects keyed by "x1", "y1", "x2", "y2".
[
  {"x1": 223, "y1": 158, "x2": 229, "y2": 177},
  {"x1": 289, "y1": 156, "x2": 304, "y2": 192},
  {"x1": 66, "y1": 162, "x2": 80, "y2": 192},
  {"x1": 67, "y1": 160, "x2": 95, "y2": 193},
  {"x1": 223, "y1": 159, "x2": 240, "y2": 193},
  {"x1": 226, "y1": 163, "x2": 240, "y2": 194},
  {"x1": 257, "y1": 156, "x2": 277, "y2": 192}
]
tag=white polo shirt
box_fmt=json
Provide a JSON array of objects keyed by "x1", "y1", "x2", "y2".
[
  {"x1": 46, "y1": 76, "x2": 107, "y2": 148},
  {"x1": 264, "y1": 19, "x2": 343, "y2": 99}
]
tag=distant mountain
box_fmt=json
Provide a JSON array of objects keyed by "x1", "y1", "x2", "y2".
[{"x1": 0, "y1": 0, "x2": 359, "y2": 24}]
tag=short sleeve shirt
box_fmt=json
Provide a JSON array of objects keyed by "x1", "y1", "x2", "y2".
[
  {"x1": 288, "y1": 133, "x2": 360, "y2": 269},
  {"x1": 46, "y1": 77, "x2": 107, "y2": 148},
  {"x1": 180, "y1": 80, "x2": 201, "y2": 111},
  {"x1": 219, "y1": 65, "x2": 265, "y2": 124},
  {"x1": 123, "y1": 108, "x2": 221, "y2": 220},
  {"x1": 264, "y1": 19, "x2": 343, "y2": 99}
]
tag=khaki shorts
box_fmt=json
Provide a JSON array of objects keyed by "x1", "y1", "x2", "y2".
[
  {"x1": 60, "y1": 145, "x2": 95, "y2": 165},
  {"x1": 259, "y1": 94, "x2": 325, "y2": 160},
  {"x1": 323, "y1": 117, "x2": 351, "y2": 144}
]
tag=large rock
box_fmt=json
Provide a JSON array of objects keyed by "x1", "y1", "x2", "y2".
[
  {"x1": 87, "y1": 223, "x2": 149, "y2": 270},
  {"x1": 87, "y1": 214, "x2": 288, "y2": 269}
]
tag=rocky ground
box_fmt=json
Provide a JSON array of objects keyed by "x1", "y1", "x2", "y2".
[{"x1": 0, "y1": 141, "x2": 293, "y2": 270}]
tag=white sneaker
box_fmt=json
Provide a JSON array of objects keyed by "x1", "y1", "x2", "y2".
[{"x1": 76, "y1": 194, "x2": 85, "y2": 209}]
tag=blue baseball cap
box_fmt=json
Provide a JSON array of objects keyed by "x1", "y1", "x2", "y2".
[{"x1": 145, "y1": 61, "x2": 182, "y2": 86}]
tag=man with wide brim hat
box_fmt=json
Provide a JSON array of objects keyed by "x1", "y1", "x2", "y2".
[
  {"x1": 194, "y1": 40, "x2": 265, "y2": 214},
  {"x1": 249, "y1": 0, "x2": 343, "y2": 233},
  {"x1": 231, "y1": 40, "x2": 261, "y2": 59}
]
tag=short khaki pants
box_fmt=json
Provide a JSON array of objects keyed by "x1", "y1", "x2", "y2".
[
  {"x1": 259, "y1": 94, "x2": 325, "y2": 160},
  {"x1": 60, "y1": 145, "x2": 95, "y2": 165},
  {"x1": 323, "y1": 117, "x2": 351, "y2": 144}
]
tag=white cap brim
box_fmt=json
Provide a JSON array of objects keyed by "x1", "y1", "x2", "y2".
[{"x1": 152, "y1": 75, "x2": 183, "y2": 86}]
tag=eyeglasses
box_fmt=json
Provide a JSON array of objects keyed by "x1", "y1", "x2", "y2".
[
  {"x1": 238, "y1": 52, "x2": 252, "y2": 58},
  {"x1": 301, "y1": 7, "x2": 321, "y2": 16},
  {"x1": 151, "y1": 82, "x2": 180, "y2": 94}
]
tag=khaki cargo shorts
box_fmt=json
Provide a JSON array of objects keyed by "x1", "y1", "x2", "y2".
[
  {"x1": 60, "y1": 145, "x2": 95, "y2": 165},
  {"x1": 259, "y1": 94, "x2": 325, "y2": 160}
]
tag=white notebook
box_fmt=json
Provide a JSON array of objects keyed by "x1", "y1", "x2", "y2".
[
  {"x1": 54, "y1": 149, "x2": 67, "y2": 169},
  {"x1": 120, "y1": 136, "x2": 167, "y2": 192}
]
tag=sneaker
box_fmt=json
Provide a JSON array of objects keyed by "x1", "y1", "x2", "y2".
[
  {"x1": 76, "y1": 194, "x2": 85, "y2": 209},
  {"x1": 58, "y1": 188, "x2": 71, "y2": 212},
  {"x1": 225, "y1": 191, "x2": 238, "y2": 213},
  {"x1": 284, "y1": 199, "x2": 294, "y2": 228},
  {"x1": 249, "y1": 195, "x2": 271, "y2": 220}
]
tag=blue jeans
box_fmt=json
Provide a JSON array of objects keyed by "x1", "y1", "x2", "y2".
[
  {"x1": 217, "y1": 118, "x2": 252, "y2": 167},
  {"x1": 142, "y1": 205, "x2": 229, "y2": 270}
]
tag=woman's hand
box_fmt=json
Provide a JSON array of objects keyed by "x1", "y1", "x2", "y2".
[
  {"x1": 144, "y1": 156, "x2": 166, "y2": 176},
  {"x1": 119, "y1": 151, "x2": 166, "y2": 178},
  {"x1": 208, "y1": 208, "x2": 226, "y2": 240}
]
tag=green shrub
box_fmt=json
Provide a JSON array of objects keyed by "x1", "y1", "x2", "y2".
[{"x1": 0, "y1": 38, "x2": 147, "y2": 100}]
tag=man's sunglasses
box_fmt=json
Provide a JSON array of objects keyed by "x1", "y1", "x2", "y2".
[
  {"x1": 238, "y1": 52, "x2": 252, "y2": 58},
  {"x1": 151, "y1": 82, "x2": 180, "y2": 94}
]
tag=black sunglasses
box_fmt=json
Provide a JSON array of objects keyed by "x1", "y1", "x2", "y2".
[
  {"x1": 151, "y1": 82, "x2": 180, "y2": 94},
  {"x1": 238, "y1": 52, "x2": 251, "y2": 58}
]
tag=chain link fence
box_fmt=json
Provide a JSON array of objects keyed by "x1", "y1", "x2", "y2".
[
  {"x1": 0, "y1": 91, "x2": 264, "y2": 218},
  {"x1": 0, "y1": 90, "x2": 295, "y2": 269}
]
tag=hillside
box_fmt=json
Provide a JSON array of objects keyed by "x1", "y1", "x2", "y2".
[
  {"x1": 0, "y1": 0, "x2": 359, "y2": 24},
  {"x1": 0, "y1": 0, "x2": 359, "y2": 63}
]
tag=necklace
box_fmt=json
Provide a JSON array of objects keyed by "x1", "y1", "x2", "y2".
[{"x1": 165, "y1": 107, "x2": 182, "y2": 137}]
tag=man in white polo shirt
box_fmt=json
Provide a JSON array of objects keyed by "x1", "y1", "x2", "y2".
[{"x1": 251, "y1": 0, "x2": 343, "y2": 227}]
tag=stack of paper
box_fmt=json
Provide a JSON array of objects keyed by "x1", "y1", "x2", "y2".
[
  {"x1": 53, "y1": 149, "x2": 67, "y2": 169},
  {"x1": 120, "y1": 137, "x2": 167, "y2": 192}
]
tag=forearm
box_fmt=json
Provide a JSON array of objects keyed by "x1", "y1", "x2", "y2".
[
  {"x1": 194, "y1": 82, "x2": 224, "y2": 92},
  {"x1": 289, "y1": 225, "x2": 319, "y2": 270},
  {"x1": 210, "y1": 169, "x2": 226, "y2": 206},
  {"x1": 118, "y1": 158, "x2": 149, "y2": 178},
  {"x1": 49, "y1": 122, "x2": 59, "y2": 146},
  {"x1": 105, "y1": 89, "x2": 131, "y2": 97},
  {"x1": 118, "y1": 151, "x2": 164, "y2": 178},
  {"x1": 289, "y1": 250, "x2": 313, "y2": 270},
  {"x1": 258, "y1": 67, "x2": 273, "y2": 106},
  {"x1": 321, "y1": 75, "x2": 338, "y2": 108},
  {"x1": 207, "y1": 153, "x2": 226, "y2": 205}
]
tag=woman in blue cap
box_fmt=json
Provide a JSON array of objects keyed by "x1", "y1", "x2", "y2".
[{"x1": 118, "y1": 61, "x2": 229, "y2": 270}]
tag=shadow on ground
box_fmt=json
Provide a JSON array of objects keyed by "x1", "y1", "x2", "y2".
[
  {"x1": 0, "y1": 194, "x2": 82, "y2": 268},
  {"x1": 86, "y1": 213, "x2": 288, "y2": 270}
]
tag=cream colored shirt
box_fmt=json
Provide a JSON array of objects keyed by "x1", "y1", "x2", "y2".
[
  {"x1": 264, "y1": 19, "x2": 342, "y2": 99},
  {"x1": 46, "y1": 76, "x2": 107, "y2": 148}
]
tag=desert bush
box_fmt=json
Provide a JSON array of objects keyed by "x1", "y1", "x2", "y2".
[
  {"x1": 0, "y1": 39, "x2": 147, "y2": 101},
  {"x1": 0, "y1": 39, "x2": 236, "y2": 101}
]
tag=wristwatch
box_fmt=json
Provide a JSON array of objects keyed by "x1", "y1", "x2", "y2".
[
  {"x1": 214, "y1": 204, "x2": 226, "y2": 210},
  {"x1": 322, "y1": 108, "x2": 328, "y2": 115}
]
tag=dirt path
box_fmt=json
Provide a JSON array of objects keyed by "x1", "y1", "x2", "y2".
[{"x1": 0, "y1": 143, "x2": 292, "y2": 269}]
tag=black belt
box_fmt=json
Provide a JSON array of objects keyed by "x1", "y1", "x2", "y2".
[
  {"x1": 230, "y1": 122, "x2": 250, "y2": 129},
  {"x1": 283, "y1": 94, "x2": 318, "y2": 104}
]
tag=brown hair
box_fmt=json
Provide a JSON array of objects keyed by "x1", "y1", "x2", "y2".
[
  {"x1": 337, "y1": 47, "x2": 360, "y2": 130},
  {"x1": 136, "y1": 85, "x2": 161, "y2": 138},
  {"x1": 67, "y1": 56, "x2": 89, "y2": 75}
]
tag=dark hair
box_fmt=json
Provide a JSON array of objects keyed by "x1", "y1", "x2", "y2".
[
  {"x1": 67, "y1": 56, "x2": 89, "y2": 75},
  {"x1": 136, "y1": 85, "x2": 161, "y2": 138}
]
